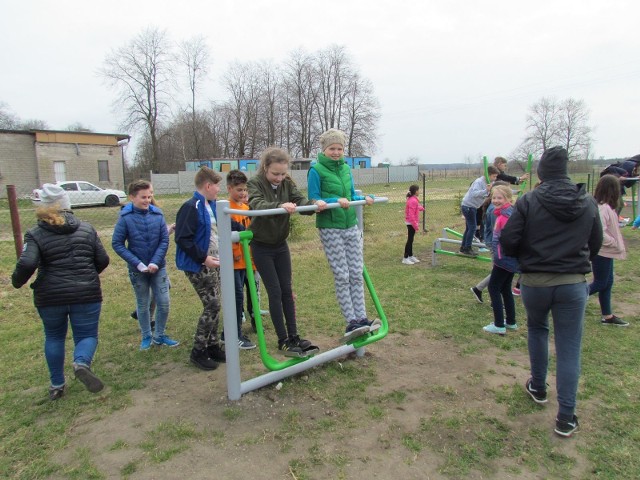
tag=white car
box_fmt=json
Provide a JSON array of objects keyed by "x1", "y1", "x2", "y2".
[{"x1": 32, "y1": 181, "x2": 127, "y2": 208}]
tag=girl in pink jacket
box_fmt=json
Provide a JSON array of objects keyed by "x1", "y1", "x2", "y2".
[
  {"x1": 403, "y1": 185, "x2": 425, "y2": 264},
  {"x1": 589, "y1": 174, "x2": 628, "y2": 326}
]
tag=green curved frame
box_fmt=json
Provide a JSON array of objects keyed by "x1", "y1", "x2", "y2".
[{"x1": 239, "y1": 231, "x2": 388, "y2": 371}]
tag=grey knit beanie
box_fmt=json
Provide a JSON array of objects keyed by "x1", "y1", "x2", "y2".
[
  {"x1": 40, "y1": 183, "x2": 71, "y2": 210},
  {"x1": 319, "y1": 128, "x2": 346, "y2": 151}
]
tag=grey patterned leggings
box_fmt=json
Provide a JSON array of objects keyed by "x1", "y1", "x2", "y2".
[{"x1": 319, "y1": 226, "x2": 367, "y2": 324}]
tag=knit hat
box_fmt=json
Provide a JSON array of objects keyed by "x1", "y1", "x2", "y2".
[
  {"x1": 319, "y1": 128, "x2": 346, "y2": 151},
  {"x1": 40, "y1": 183, "x2": 71, "y2": 210},
  {"x1": 537, "y1": 146, "x2": 569, "y2": 181}
]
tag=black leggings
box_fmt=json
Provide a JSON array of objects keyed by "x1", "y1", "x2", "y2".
[
  {"x1": 488, "y1": 265, "x2": 516, "y2": 328},
  {"x1": 250, "y1": 241, "x2": 297, "y2": 342},
  {"x1": 404, "y1": 225, "x2": 416, "y2": 258}
]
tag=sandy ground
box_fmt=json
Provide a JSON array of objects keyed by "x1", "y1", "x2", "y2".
[{"x1": 49, "y1": 330, "x2": 595, "y2": 480}]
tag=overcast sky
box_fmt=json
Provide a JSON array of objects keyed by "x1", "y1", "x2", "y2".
[{"x1": 1, "y1": 0, "x2": 638, "y2": 164}]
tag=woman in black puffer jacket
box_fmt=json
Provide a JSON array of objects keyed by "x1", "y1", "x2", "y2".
[{"x1": 12, "y1": 184, "x2": 110, "y2": 400}]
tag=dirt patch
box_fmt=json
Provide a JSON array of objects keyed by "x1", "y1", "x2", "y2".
[{"x1": 52, "y1": 331, "x2": 593, "y2": 479}]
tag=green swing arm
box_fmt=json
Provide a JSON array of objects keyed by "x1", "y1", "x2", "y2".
[
  {"x1": 518, "y1": 154, "x2": 533, "y2": 196},
  {"x1": 239, "y1": 231, "x2": 388, "y2": 371}
]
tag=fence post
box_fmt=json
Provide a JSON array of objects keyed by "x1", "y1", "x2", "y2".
[{"x1": 7, "y1": 185, "x2": 23, "y2": 259}]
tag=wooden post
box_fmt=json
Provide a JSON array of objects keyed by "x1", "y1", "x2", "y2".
[{"x1": 7, "y1": 185, "x2": 23, "y2": 259}]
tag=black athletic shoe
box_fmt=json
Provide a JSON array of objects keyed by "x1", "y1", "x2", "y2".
[
  {"x1": 130, "y1": 310, "x2": 138, "y2": 320},
  {"x1": 601, "y1": 315, "x2": 629, "y2": 327},
  {"x1": 459, "y1": 247, "x2": 477, "y2": 257},
  {"x1": 207, "y1": 343, "x2": 226, "y2": 363},
  {"x1": 73, "y1": 363, "x2": 104, "y2": 393},
  {"x1": 554, "y1": 415, "x2": 579, "y2": 437},
  {"x1": 278, "y1": 337, "x2": 304, "y2": 355},
  {"x1": 470, "y1": 287, "x2": 483, "y2": 303},
  {"x1": 525, "y1": 378, "x2": 548, "y2": 404},
  {"x1": 49, "y1": 384, "x2": 66, "y2": 401},
  {"x1": 288, "y1": 334, "x2": 312, "y2": 350},
  {"x1": 190, "y1": 348, "x2": 218, "y2": 371}
]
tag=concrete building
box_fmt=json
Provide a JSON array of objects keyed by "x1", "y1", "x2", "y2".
[{"x1": 0, "y1": 129, "x2": 129, "y2": 197}]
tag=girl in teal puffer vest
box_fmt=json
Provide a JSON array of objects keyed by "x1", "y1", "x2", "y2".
[{"x1": 308, "y1": 129, "x2": 375, "y2": 339}]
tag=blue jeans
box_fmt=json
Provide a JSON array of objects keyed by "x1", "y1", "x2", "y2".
[
  {"x1": 588, "y1": 255, "x2": 614, "y2": 316},
  {"x1": 521, "y1": 282, "x2": 588, "y2": 418},
  {"x1": 37, "y1": 302, "x2": 102, "y2": 387},
  {"x1": 461, "y1": 205, "x2": 477, "y2": 250},
  {"x1": 129, "y1": 266, "x2": 170, "y2": 338}
]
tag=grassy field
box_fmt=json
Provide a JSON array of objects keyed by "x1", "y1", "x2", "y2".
[{"x1": 1, "y1": 176, "x2": 639, "y2": 479}]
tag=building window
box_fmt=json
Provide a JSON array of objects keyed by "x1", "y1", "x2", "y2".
[
  {"x1": 54, "y1": 161, "x2": 67, "y2": 182},
  {"x1": 98, "y1": 160, "x2": 110, "y2": 182}
]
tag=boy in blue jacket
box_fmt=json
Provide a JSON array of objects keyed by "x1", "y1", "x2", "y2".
[
  {"x1": 112, "y1": 180, "x2": 178, "y2": 350},
  {"x1": 175, "y1": 167, "x2": 228, "y2": 371}
]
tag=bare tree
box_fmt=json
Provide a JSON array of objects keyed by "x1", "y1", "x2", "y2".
[
  {"x1": 343, "y1": 73, "x2": 380, "y2": 156},
  {"x1": 177, "y1": 35, "x2": 210, "y2": 159},
  {"x1": 20, "y1": 119, "x2": 49, "y2": 130},
  {"x1": 0, "y1": 102, "x2": 20, "y2": 129},
  {"x1": 523, "y1": 96, "x2": 562, "y2": 157},
  {"x1": 66, "y1": 122, "x2": 93, "y2": 132},
  {"x1": 222, "y1": 61, "x2": 263, "y2": 157},
  {"x1": 315, "y1": 45, "x2": 350, "y2": 132},
  {"x1": 514, "y1": 96, "x2": 594, "y2": 161},
  {"x1": 100, "y1": 27, "x2": 175, "y2": 173},
  {"x1": 284, "y1": 50, "x2": 319, "y2": 158},
  {"x1": 258, "y1": 61, "x2": 282, "y2": 148},
  {"x1": 558, "y1": 98, "x2": 592, "y2": 160}
]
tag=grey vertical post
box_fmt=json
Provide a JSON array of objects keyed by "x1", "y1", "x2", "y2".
[
  {"x1": 216, "y1": 199, "x2": 242, "y2": 401},
  {"x1": 354, "y1": 190, "x2": 365, "y2": 358}
]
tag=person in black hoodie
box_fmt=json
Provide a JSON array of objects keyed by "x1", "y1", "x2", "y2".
[
  {"x1": 501, "y1": 147, "x2": 602, "y2": 438},
  {"x1": 12, "y1": 184, "x2": 110, "y2": 400}
]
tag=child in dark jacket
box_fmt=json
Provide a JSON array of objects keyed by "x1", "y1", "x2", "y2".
[
  {"x1": 112, "y1": 180, "x2": 177, "y2": 350},
  {"x1": 483, "y1": 185, "x2": 519, "y2": 335},
  {"x1": 248, "y1": 147, "x2": 327, "y2": 356},
  {"x1": 13, "y1": 184, "x2": 109, "y2": 400},
  {"x1": 174, "y1": 167, "x2": 228, "y2": 370}
]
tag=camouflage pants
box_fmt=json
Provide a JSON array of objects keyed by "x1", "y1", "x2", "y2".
[{"x1": 185, "y1": 267, "x2": 221, "y2": 351}]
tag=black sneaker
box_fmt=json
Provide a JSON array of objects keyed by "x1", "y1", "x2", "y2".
[
  {"x1": 601, "y1": 315, "x2": 629, "y2": 327},
  {"x1": 554, "y1": 415, "x2": 579, "y2": 437},
  {"x1": 289, "y1": 334, "x2": 312, "y2": 350},
  {"x1": 459, "y1": 247, "x2": 477, "y2": 257},
  {"x1": 346, "y1": 320, "x2": 368, "y2": 333},
  {"x1": 525, "y1": 378, "x2": 548, "y2": 404},
  {"x1": 470, "y1": 287, "x2": 483, "y2": 303},
  {"x1": 130, "y1": 310, "x2": 138, "y2": 320},
  {"x1": 207, "y1": 343, "x2": 227, "y2": 363},
  {"x1": 73, "y1": 363, "x2": 104, "y2": 393},
  {"x1": 49, "y1": 384, "x2": 66, "y2": 401},
  {"x1": 278, "y1": 337, "x2": 304, "y2": 356},
  {"x1": 190, "y1": 348, "x2": 218, "y2": 370}
]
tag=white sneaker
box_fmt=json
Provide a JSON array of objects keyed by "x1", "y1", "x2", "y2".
[
  {"x1": 402, "y1": 257, "x2": 415, "y2": 265},
  {"x1": 409, "y1": 256, "x2": 420, "y2": 263}
]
